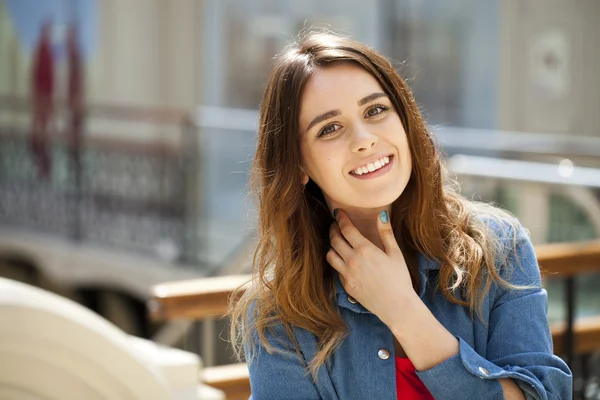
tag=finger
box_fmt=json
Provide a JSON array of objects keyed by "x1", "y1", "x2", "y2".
[
  {"x1": 326, "y1": 247, "x2": 347, "y2": 275},
  {"x1": 376, "y1": 210, "x2": 400, "y2": 255},
  {"x1": 329, "y1": 223, "x2": 354, "y2": 261},
  {"x1": 334, "y1": 209, "x2": 365, "y2": 248}
]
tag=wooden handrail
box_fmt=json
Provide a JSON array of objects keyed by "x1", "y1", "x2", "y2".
[
  {"x1": 551, "y1": 315, "x2": 600, "y2": 355},
  {"x1": 148, "y1": 239, "x2": 600, "y2": 322},
  {"x1": 537, "y1": 239, "x2": 600, "y2": 278},
  {"x1": 148, "y1": 274, "x2": 250, "y2": 321}
]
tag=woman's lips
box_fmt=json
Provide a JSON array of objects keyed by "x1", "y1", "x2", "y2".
[{"x1": 349, "y1": 155, "x2": 394, "y2": 180}]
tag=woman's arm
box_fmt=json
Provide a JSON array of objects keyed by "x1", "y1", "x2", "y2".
[
  {"x1": 388, "y1": 290, "x2": 524, "y2": 400},
  {"x1": 500, "y1": 379, "x2": 527, "y2": 400}
]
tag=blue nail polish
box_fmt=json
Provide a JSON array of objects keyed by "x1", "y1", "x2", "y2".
[
  {"x1": 379, "y1": 210, "x2": 389, "y2": 223},
  {"x1": 333, "y1": 209, "x2": 339, "y2": 218}
]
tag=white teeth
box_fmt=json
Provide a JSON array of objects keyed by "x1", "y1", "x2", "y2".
[{"x1": 352, "y1": 156, "x2": 391, "y2": 175}]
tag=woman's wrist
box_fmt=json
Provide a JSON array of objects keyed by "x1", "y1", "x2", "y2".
[
  {"x1": 388, "y1": 292, "x2": 460, "y2": 371},
  {"x1": 386, "y1": 290, "x2": 422, "y2": 336}
]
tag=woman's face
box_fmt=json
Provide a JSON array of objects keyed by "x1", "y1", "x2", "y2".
[{"x1": 299, "y1": 63, "x2": 412, "y2": 211}]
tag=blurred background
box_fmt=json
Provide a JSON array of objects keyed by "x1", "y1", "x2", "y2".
[{"x1": 1, "y1": 0, "x2": 599, "y2": 398}]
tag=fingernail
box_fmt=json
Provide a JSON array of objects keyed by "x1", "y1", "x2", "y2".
[
  {"x1": 333, "y1": 209, "x2": 339, "y2": 218},
  {"x1": 379, "y1": 210, "x2": 389, "y2": 223}
]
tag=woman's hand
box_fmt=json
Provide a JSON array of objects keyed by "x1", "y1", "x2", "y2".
[{"x1": 326, "y1": 209, "x2": 416, "y2": 328}]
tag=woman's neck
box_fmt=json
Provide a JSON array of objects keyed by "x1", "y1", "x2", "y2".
[{"x1": 333, "y1": 206, "x2": 392, "y2": 251}]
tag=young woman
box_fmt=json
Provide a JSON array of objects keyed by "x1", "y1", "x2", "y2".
[{"x1": 229, "y1": 30, "x2": 572, "y2": 400}]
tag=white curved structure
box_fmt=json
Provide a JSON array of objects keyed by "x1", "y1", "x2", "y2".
[{"x1": 0, "y1": 277, "x2": 224, "y2": 400}]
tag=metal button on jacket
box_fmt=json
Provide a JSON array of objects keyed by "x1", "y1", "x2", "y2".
[
  {"x1": 347, "y1": 295, "x2": 357, "y2": 304},
  {"x1": 478, "y1": 366, "x2": 490, "y2": 377},
  {"x1": 378, "y1": 349, "x2": 390, "y2": 360}
]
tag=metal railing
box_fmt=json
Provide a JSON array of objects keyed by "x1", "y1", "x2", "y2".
[{"x1": 0, "y1": 96, "x2": 201, "y2": 267}]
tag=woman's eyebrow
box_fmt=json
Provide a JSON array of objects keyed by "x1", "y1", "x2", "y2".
[
  {"x1": 306, "y1": 109, "x2": 341, "y2": 132},
  {"x1": 357, "y1": 92, "x2": 388, "y2": 106}
]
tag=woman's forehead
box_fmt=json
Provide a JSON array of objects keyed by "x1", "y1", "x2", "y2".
[{"x1": 303, "y1": 63, "x2": 381, "y2": 95}]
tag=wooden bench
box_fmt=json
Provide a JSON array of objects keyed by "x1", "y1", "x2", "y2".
[{"x1": 149, "y1": 239, "x2": 600, "y2": 400}]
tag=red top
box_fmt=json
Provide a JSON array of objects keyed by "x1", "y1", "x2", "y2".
[{"x1": 395, "y1": 357, "x2": 434, "y2": 400}]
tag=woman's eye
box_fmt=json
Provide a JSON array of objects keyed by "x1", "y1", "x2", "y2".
[
  {"x1": 318, "y1": 123, "x2": 341, "y2": 138},
  {"x1": 365, "y1": 105, "x2": 389, "y2": 117}
]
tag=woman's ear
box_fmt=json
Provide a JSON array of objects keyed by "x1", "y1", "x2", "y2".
[
  {"x1": 299, "y1": 165, "x2": 310, "y2": 186},
  {"x1": 301, "y1": 172, "x2": 309, "y2": 186}
]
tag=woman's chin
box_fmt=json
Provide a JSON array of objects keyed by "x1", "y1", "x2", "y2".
[
  {"x1": 346, "y1": 188, "x2": 406, "y2": 210},
  {"x1": 322, "y1": 182, "x2": 408, "y2": 211}
]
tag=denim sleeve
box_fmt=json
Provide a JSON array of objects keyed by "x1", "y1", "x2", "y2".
[
  {"x1": 244, "y1": 320, "x2": 322, "y2": 400},
  {"x1": 416, "y1": 227, "x2": 572, "y2": 400}
]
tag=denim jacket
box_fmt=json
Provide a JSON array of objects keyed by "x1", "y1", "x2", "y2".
[{"x1": 245, "y1": 221, "x2": 572, "y2": 399}]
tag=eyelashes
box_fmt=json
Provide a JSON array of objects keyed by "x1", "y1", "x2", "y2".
[
  {"x1": 317, "y1": 123, "x2": 341, "y2": 137},
  {"x1": 316, "y1": 103, "x2": 391, "y2": 138},
  {"x1": 365, "y1": 103, "x2": 389, "y2": 117}
]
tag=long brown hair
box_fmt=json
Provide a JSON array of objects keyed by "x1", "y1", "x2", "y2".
[{"x1": 229, "y1": 30, "x2": 522, "y2": 379}]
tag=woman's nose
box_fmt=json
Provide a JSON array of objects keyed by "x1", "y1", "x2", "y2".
[{"x1": 351, "y1": 125, "x2": 378, "y2": 153}]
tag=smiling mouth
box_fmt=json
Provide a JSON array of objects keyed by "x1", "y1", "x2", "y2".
[{"x1": 350, "y1": 155, "x2": 393, "y2": 176}]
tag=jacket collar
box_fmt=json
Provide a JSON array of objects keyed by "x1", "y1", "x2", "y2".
[{"x1": 334, "y1": 252, "x2": 440, "y2": 313}]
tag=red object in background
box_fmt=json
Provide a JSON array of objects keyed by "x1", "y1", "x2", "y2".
[
  {"x1": 395, "y1": 357, "x2": 435, "y2": 400},
  {"x1": 33, "y1": 30, "x2": 54, "y2": 96},
  {"x1": 30, "y1": 20, "x2": 54, "y2": 180}
]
